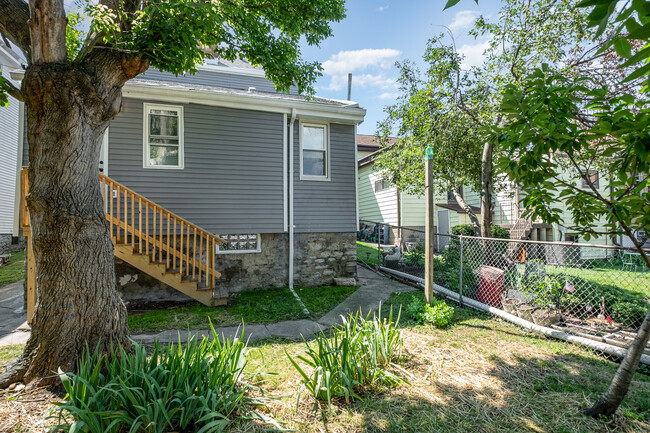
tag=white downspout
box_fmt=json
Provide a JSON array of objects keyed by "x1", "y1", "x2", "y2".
[
  {"x1": 13, "y1": 101, "x2": 24, "y2": 237},
  {"x1": 289, "y1": 109, "x2": 296, "y2": 289},
  {"x1": 287, "y1": 109, "x2": 309, "y2": 315},
  {"x1": 354, "y1": 125, "x2": 359, "y2": 231},
  {"x1": 282, "y1": 113, "x2": 288, "y2": 232}
]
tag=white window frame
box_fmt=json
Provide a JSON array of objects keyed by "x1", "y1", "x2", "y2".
[
  {"x1": 143, "y1": 103, "x2": 184, "y2": 169},
  {"x1": 300, "y1": 122, "x2": 330, "y2": 181},
  {"x1": 215, "y1": 234, "x2": 262, "y2": 254}
]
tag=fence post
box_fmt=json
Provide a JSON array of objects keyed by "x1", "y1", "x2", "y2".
[
  {"x1": 459, "y1": 235, "x2": 464, "y2": 307},
  {"x1": 424, "y1": 145, "x2": 434, "y2": 304},
  {"x1": 377, "y1": 223, "x2": 382, "y2": 268}
]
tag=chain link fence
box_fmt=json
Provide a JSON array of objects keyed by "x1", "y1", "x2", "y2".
[{"x1": 357, "y1": 220, "x2": 650, "y2": 350}]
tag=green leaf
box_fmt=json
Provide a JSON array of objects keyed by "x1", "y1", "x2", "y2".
[
  {"x1": 614, "y1": 38, "x2": 632, "y2": 58},
  {"x1": 623, "y1": 62, "x2": 650, "y2": 82},
  {"x1": 443, "y1": 0, "x2": 462, "y2": 10}
]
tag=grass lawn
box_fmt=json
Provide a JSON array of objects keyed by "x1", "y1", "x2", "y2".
[
  {"x1": 357, "y1": 241, "x2": 381, "y2": 266},
  {"x1": 0, "y1": 250, "x2": 25, "y2": 286},
  {"x1": 1, "y1": 293, "x2": 649, "y2": 432},
  {"x1": 547, "y1": 264, "x2": 650, "y2": 299},
  {"x1": 128, "y1": 285, "x2": 359, "y2": 332}
]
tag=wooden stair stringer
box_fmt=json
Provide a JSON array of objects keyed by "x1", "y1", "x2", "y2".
[{"x1": 113, "y1": 242, "x2": 227, "y2": 306}]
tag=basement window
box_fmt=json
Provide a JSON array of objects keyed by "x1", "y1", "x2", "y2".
[
  {"x1": 215, "y1": 234, "x2": 261, "y2": 254},
  {"x1": 144, "y1": 103, "x2": 184, "y2": 169}
]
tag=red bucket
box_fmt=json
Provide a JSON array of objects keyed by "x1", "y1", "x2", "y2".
[{"x1": 477, "y1": 265, "x2": 505, "y2": 308}]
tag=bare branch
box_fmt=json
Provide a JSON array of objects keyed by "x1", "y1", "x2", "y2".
[{"x1": 0, "y1": 0, "x2": 31, "y2": 61}]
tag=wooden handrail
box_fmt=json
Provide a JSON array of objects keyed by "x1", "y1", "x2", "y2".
[{"x1": 20, "y1": 167, "x2": 224, "y2": 290}]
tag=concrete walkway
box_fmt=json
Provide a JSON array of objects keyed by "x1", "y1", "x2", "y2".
[
  {"x1": 0, "y1": 266, "x2": 416, "y2": 347},
  {"x1": 0, "y1": 281, "x2": 29, "y2": 347}
]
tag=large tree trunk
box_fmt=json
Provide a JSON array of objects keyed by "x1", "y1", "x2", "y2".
[
  {"x1": 0, "y1": 60, "x2": 144, "y2": 388},
  {"x1": 584, "y1": 308, "x2": 650, "y2": 418},
  {"x1": 480, "y1": 141, "x2": 494, "y2": 238},
  {"x1": 451, "y1": 185, "x2": 481, "y2": 236}
]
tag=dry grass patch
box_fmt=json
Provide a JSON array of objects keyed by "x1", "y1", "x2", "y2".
[{"x1": 235, "y1": 307, "x2": 650, "y2": 433}]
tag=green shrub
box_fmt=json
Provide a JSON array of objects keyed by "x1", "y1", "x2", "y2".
[
  {"x1": 407, "y1": 297, "x2": 455, "y2": 328},
  {"x1": 404, "y1": 242, "x2": 425, "y2": 266},
  {"x1": 51, "y1": 325, "x2": 253, "y2": 433},
  {"x1": 423, "y1": 300, "x2": 455, "y2": 328},
  {"x1": 450, "y1": 224, "x2": 510, "y2": 239},
  {"x1": 287, "y1": 308, "x2": 405, "y2": 408}
]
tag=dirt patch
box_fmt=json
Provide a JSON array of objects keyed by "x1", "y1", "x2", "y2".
[{"x1": 0, "y1": 387, "x2": 60, "y2": 433}]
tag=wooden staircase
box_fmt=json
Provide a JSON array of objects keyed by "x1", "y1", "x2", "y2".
[
  {"x1": 508, "y1": 218, "x2": 533, "y2": 262},
  {"x1": 20, "y1": 168, "x2": 227, "y2": 323}
]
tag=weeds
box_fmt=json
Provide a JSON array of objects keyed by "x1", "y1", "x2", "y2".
[
  {"x1": 287, "y1": 307, "x2": 405, "y2": 409},
  {"x1": 406, "y1": 297, "x2": 455, "y2": 328}
]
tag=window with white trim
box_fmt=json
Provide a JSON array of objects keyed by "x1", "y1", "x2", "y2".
[
  {"x1": 215, "y1": 234, "x2": 261, "y2": 254},
  {"x1": 144, "y1": 104, "x2": 183, "y2": 168},
  {"x1": 301, "y1": 124, "x2": 329, "y2": 180}
]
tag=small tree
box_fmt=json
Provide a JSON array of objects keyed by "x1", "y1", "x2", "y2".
[
  {"x1": 496, "y1": 65, "x2": 649, "y2": 418},
  {"x1": 378, "y1": 0, "x2": 604, "y2": 238},
  {"x1": 375, "y1": 39, "x2": 486, "y2": 236},
  {"x1": 0, "y1": 0, "x2": 345, "y2": 388}
]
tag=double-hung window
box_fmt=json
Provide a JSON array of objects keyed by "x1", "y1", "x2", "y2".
[
  {"x1": 301, "y1": 124, "x2": 329, "y2": 180},
  {"x1": 144, "y1": 104, "x2": 184, "y2": 169}
]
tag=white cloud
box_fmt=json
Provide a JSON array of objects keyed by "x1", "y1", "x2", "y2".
[
  {"x1": 322, "y1": 48, "x2": 400, "y2": 91},
  {"x1": 378, "y1": 92, "x2": 399, "y2": 100},
  {"x1": 458, "y1": 39, "x2": 491, "y2": 69},
  {"x1": 448, "y1": 10, "x2": 480, "y2": 31},
  {"x1": 378, "y1": 5, "x2": 389, "y2": 12},
  {"x1": 322, "y1": 48, "x2": 400, "y2": 76}
]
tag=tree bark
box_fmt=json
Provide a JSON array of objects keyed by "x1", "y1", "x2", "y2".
[
  {"x1": 584, "y1": 308, "x2": 650, "y2": 418},
  {"x1": 451, "y1": 185, "x2": 481, "y2": 236},
  {"x1": 0, "y1": 58, "x2": 146, "y2": 388},
  {"x1": 481, "y1": 141, "x2": 494, "y2": 238},
  {"x1": 0, "y1": 0, "x2": 32, "y2": 60}
]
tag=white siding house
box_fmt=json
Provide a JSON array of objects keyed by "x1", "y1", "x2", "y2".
[{"x1": 0, "y1": 43, "x2": 23, "y2": 251}]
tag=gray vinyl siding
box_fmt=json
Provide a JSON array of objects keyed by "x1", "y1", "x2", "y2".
[
  {"x1": 0, "y1": 66, "x2": 19, "y2": 235},
  {"x1": 108, "y1": 98, "x2": 285, "y2": 234},
  {"x1": 293, "y1": 122, "x2": 356, "y2": 233},
  {"x1": 140, "y1": 68, "x2": 298, "y2": 95}
]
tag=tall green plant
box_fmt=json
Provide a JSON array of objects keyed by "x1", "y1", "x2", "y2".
[
  {"x1": 51, "y1": 324, "x2": 255, "y2": 433},
  {"x1": 287, "y1": 308, "x2": 405, "y2": 409}
]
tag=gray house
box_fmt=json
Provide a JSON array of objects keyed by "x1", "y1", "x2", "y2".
[{"x1": 18, "y1": 61, "x2": 365, "y2": 305}]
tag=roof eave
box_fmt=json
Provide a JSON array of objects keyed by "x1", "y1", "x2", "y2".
[{"x1": 123, "y1": 82, "x2": 366, "y2": 124}]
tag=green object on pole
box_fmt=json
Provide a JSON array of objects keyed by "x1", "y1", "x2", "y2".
[{"x1": 425, "y1": 145, "x2": 434, "y2": 160}]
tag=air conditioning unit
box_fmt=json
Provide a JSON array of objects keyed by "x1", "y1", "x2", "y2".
[{"x1": 637, "y1": 230, "x2": 647, "y2": 244}]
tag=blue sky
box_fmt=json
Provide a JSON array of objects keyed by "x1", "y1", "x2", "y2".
[{"x1": 300, "y1": 0, "x2": 503, "y2": 134}]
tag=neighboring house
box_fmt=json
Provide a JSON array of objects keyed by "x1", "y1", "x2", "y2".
[
  {"x1": 0, "y1": 42, "x2": 24, "y2": 252},
  {"x1": 358, "y1": 144, "x2": 485, "y2": 250},
  {"x1": 17, "y1": 60, "x2": 366, "y2": 306},
  {"x1": 357, "y1": 140, "x2": 638, "y2": 262},
  {"x1": 357, "y1": 140, "x2": 552, "y2": 250},
  {"x1": 356, "y1": 134, "x2": 397, "y2": 161}
]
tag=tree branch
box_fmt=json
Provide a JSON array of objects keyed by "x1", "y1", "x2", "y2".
[
  {"x1": 0, "y1": 0, "x2": 31, "y2": 61},
  {"x1": 4, "y1": 78, "x2": 24, "y2": 102},
  {"x1": 29, "y1": 0, "x2": 67, "y2": 64}
]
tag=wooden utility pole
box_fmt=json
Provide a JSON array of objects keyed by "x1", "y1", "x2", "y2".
[{"x1": 424, "y1": 145, "x2": 434, "y2": 304}]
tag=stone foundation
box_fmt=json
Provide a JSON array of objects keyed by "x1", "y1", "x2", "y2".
[
  {"x1": 115, "y1": 231, "x2": 357, "y2": 303},
  {"x1": 0, "y1": 234, "x2": 11, "y2": 253},
  {"x1": 293, "y1": 232, "x2": 357, "y2": 287}
]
